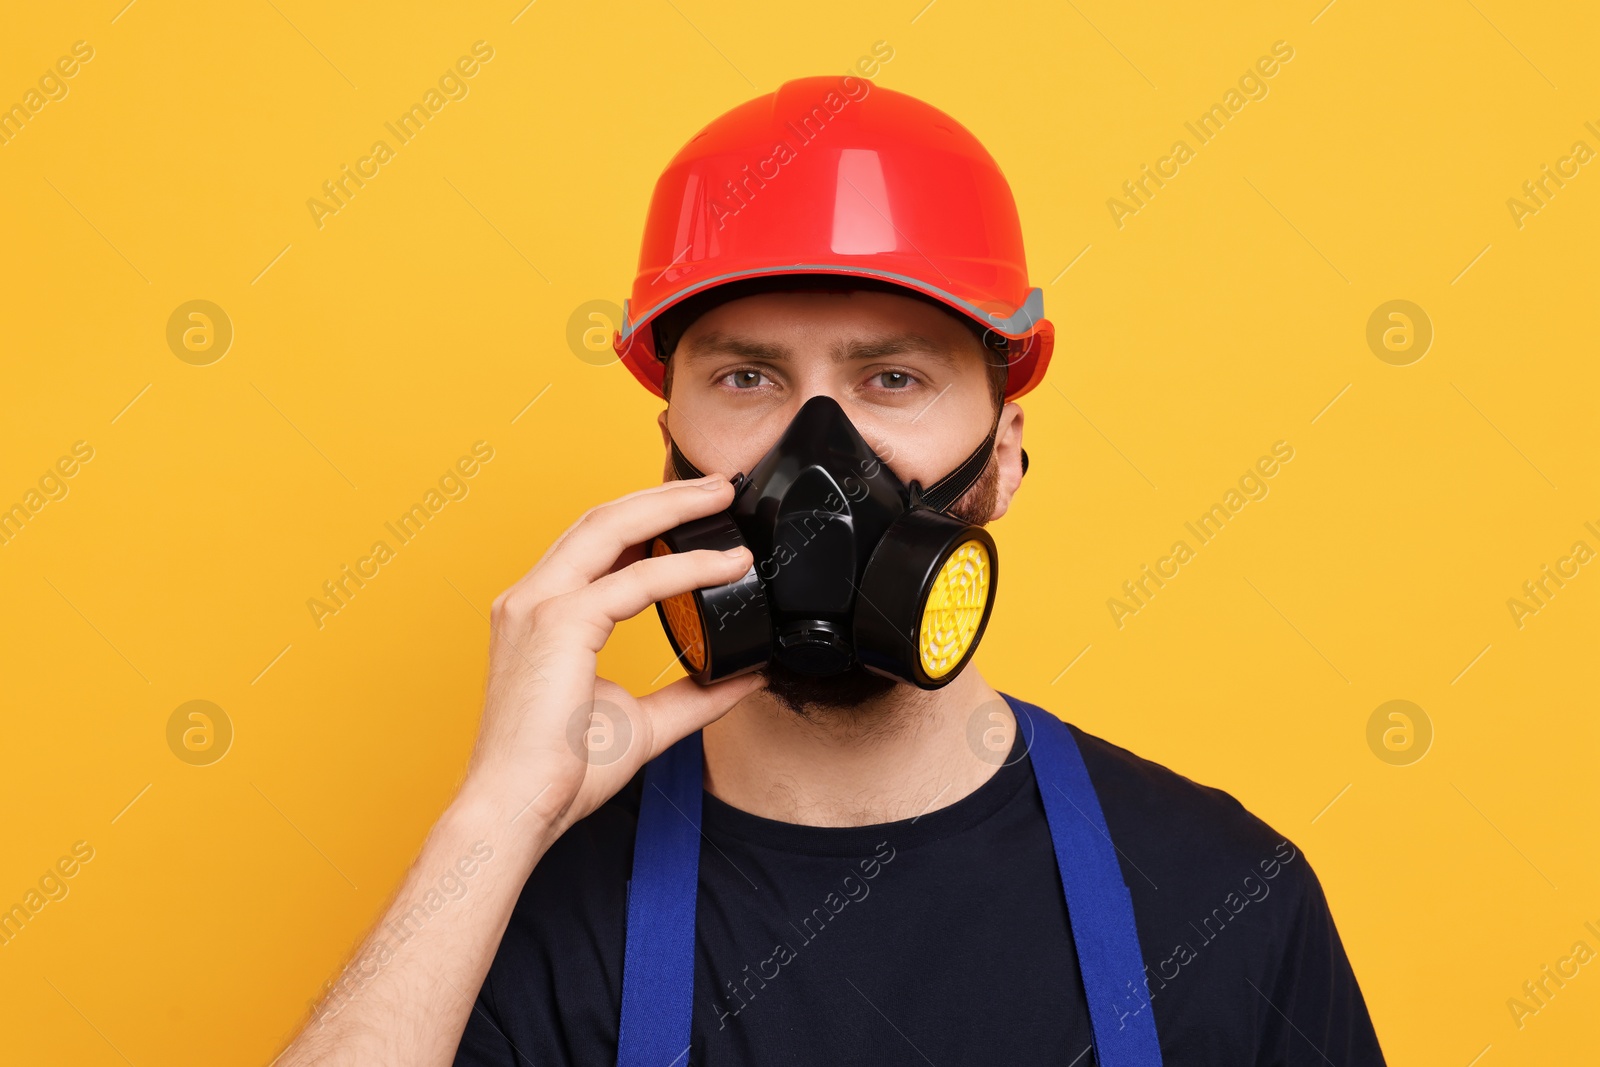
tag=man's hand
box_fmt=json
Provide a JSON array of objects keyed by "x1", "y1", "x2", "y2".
[
  {"x1": 275, "y1": 473, "x2": 759, "y2": 1067},
  {"x1": 466, "y1": 471, "x2": 760, "y2": 833}
]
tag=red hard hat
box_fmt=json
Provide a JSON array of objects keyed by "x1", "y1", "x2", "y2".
[{"x1": 613, "y1": 76, "x2": 1054, "y2": 401}]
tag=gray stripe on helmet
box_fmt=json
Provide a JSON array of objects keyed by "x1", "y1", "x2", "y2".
[{"x1": 619, "y1": 265, "x2": 1045, "y2": 342}]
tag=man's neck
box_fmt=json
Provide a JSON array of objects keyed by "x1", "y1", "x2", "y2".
[{"x1": 700, "y1": 667, "x2": 1016, "y2": 827}]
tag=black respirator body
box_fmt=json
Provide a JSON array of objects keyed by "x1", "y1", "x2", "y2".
[{"x1": 651, "y1": 395, "x2": 1005, "y2": 690}]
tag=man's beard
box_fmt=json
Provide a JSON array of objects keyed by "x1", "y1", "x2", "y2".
[
  {"x1": 759, "y1": 454, "x2": 1000, "y2": 718},
  {"x1": 761, "y1": 660, "x2": 900, "y2": 718}
]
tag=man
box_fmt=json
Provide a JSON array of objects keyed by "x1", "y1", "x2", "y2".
[{"x1": 277, "y1": 77, "x2": 1384, "y2": 1066}]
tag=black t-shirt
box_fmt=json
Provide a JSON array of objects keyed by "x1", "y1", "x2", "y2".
[{"x1": 456, "y1": 711, "x2": 1385, "y2": 1065}]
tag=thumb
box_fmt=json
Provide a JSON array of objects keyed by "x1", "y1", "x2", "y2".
[{"x1": 636, "y1": 672, "x2": 765, "y2": 762}]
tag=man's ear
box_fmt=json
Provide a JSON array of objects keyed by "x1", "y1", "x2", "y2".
[{"x1": 989, "y1": 402, "x2": 1025, "y2": 521}]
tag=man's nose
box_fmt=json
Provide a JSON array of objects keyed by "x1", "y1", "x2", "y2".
[{"x1": 788, "y1": 388, "x2": 886, "y2": 444}]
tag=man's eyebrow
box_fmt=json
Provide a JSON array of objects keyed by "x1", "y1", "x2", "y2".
[
  {"x1": 682, "y1": 331, "x2": 958, "y2": 367},
  {"x1": 680, "y1": 332, "x2": 790, "y2": 362},
  {"x1": 834, "y1": 334, "x2": 956, "y2": 367}
]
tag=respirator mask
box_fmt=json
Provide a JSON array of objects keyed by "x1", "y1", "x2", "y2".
[{"x1": 651, "y1": 394, "x2": 1019, "y2": 690}]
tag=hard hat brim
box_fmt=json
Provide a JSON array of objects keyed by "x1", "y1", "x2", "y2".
[{"x1": 614, "y1": 265, "x2": 1054, "y2": 402}]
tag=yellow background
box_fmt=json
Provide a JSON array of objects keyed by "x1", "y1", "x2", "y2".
[{"x1": 2, "y1": 1, "x2": 1596, "y2": 1063}]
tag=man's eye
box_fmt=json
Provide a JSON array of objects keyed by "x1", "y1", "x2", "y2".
[
  {"x1": 875, "y1": 371, "x2": 913, "y2": 389},
  {"x1": 722, "y1": 369, "x2": 770, "y2": 389}
]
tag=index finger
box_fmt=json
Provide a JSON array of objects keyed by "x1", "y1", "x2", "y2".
[{"x1": 516, "y1": 475, "x2": 739, "y2": 602}]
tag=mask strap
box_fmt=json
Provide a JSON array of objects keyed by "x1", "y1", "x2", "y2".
[
  {"x1": 669, "y1": 438, "x2": 705, "y2": 481},
  {"x1": 918, "y1": 403, "x2": 1028, "y2": 515}
]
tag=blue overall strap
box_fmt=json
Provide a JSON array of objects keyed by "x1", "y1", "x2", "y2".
[
  {"x1": 616, "y1": 703, "x2": 1160, "y2": 1066},
  {"x1": 1005, "y1": 694, "x2": 1163, "y2": 1066},
  {"x1": 616, "y1": 731, "x2": 704, "y2": 1067}
]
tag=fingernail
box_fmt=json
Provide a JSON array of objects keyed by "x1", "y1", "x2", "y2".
[
  {"x1": 723, "y1": 546, "x2": 748, "y2": 559},
  {"x1": 699, "y1": 474, "x2": 727, "y2": 489}
]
